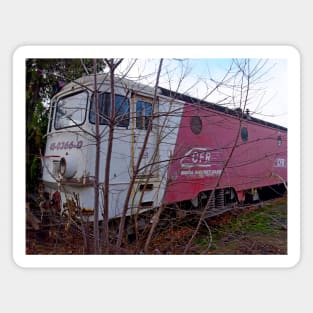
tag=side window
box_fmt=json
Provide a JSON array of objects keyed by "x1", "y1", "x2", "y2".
[
  {"x1": 136, "y1": 100, "x2": 152, "y2": 130},
  {"x1": 190, "y1": 116, "x2": 202, "y2": 135},
  {"x1": 277, "y1": 134, "x2": 282, "y2": 146},
  {"x1": 99, "y1": 93, "x2": 111, "y2": 124},
  {"x1": 90, "y1": 93, "x2": 130, "y2": 127},
  {"x1": 241, "y1": 126, "x2": 248, "y2": 142},
  {"x1": 48, "y1": 101, "x2": 56, "y2": 132},
  {"x1": 115, "y1": 95, "x2": 130, "y2": 127}
]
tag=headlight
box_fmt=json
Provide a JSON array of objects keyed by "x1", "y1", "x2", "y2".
[{"x1": 59, "y1": 156, "x2": 77, "y2": 178}]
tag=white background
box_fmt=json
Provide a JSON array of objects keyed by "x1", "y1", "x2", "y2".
[{"x1": 3, "y1": 1, "x2": 311, "y2": 312}]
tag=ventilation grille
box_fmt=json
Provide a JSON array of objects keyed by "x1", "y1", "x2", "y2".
[{"x1": 52, "y1": 160, "x2": 60, "y2": 177}]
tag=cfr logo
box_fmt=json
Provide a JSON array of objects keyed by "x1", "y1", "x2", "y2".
[{"x1": 181, "y1": 148, "x2": 212, "y2": 168}]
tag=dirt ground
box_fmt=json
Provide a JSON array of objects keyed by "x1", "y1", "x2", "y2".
[{"x1": 26, "y1": 197, "x2": 287, "y2": 255}]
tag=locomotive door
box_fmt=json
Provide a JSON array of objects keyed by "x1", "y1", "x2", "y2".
[{"x1": 131, "y1": 94, "x2": 159, "y2": 179}]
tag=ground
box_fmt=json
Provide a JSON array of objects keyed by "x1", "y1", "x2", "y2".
[{"x1": 26, "y1": 196, "x2": 287, "y2": 255}]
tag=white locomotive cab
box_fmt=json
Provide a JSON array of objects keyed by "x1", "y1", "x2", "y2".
[{"x1": 41, "y1": 75, "x2": 183, "y2": 220}]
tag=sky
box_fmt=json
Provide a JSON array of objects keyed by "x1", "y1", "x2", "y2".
[
  {"x1": 116, "y1": 58, "x2": 288, "y2": 128},
  {"x1": 188, "y1": 58, "x2": 288, "y2": 127}
]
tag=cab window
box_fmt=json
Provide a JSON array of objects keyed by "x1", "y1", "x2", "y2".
[
  {"x1": 136, "y1": 100, "x2": 152, "y2": 130},
  {"x1": 55, "y1": 91, "x2": 88, "y2": 129},
  {"x1": 90, "y1": 93, "x2": 130, "y2": 127}
]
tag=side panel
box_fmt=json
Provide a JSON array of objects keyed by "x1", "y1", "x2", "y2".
[
  {"x1": 164, "y1": 104, "x2": 287, "y2": 204},
  {"x1": 126, "y1": 96, "x2": 184, "y2": 215}
]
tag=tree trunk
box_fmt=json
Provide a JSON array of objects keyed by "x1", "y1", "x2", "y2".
[
  {"x1": 116, "y1": 59, "x2": 163, "y2": 252},
  {"x1": 93, "y1": 59, "x2": 100, "y2": 254}
]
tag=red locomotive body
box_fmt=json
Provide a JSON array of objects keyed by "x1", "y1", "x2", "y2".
[{"x1": 164, "y1": 101, "x2": 287, "y2": 208}]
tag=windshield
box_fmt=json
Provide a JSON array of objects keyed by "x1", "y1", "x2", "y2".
[{"x1": 55, "y1": 91, "x2": 88, "y2": 129}]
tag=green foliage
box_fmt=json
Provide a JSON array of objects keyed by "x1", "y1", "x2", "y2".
[
  {"x1": 241, "y1": 212, "x2": 275, "y2": 234},
  {"x1": 205, "y1": 205, "x2": 287, "y2": 253},
  {"x1": 25, "y1": 59, "x2": 106, "y2": 193}
]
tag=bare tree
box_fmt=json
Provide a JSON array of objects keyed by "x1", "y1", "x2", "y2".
[
  {"x1": 115, "y1": 59, "x2": 164, "y2": 252},
  {"x1": 183, "y1": 59, "x2": 271, "y2": 254},
  {"x1": 37, "y1": 57, "x2": 283, "y2": 255},
  {"x1": 93, "y1": 59, "x2": 101, "y2": 254},
  {"x1": 101, "y1": 58, "x2": 124, "y2": 253}
]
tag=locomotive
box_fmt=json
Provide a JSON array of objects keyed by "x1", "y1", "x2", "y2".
[{"x1": 41, "y1": 73, "x2": 287, "y2": 220}]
